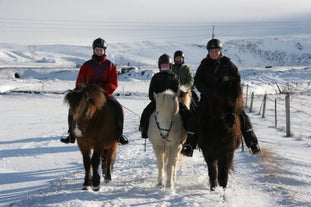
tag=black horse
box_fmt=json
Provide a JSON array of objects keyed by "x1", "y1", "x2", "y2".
[{"x1": 197, "y1": 75, "x2": 243, "y2": 191}]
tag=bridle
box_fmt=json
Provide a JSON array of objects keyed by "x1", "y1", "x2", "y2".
[
  {"x1": 154, "y1": 111, "x2": 174, "y2": 140},
  {"x1": 155, "y1": 115, "x2": 173, "y2": 133}
]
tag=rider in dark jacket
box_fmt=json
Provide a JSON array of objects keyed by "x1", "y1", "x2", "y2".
[
  {"x1": 181, "y1": 39, "x2": 261, "y2": 156},
  {"x1": 139, "y1": 54, "x2": 190, "y2": 138}
]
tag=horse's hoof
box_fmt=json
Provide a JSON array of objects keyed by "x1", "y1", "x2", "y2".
[
  {"x1": 82, "y1": 185, "x2": 91, "y2": 190},
  {"x1": 104, "y1": 178, "x2": 111, "y2": 183},
  {"x1": 166, "y1": 184, "x2": 175, "y2": 190},
  {"x1": 92, "y1": 185, "x2": 100, "y2": 191},
  {"x1": 156, "y1": 183, "x2": 165, "y2": 188},
  {"x1": 104, "y1": 174, "x2": 111, "y2": 182}
]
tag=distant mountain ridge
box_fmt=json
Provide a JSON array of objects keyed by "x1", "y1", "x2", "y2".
[{"x1": 0, "y1": 37, "x2": 310, "y2": 67}]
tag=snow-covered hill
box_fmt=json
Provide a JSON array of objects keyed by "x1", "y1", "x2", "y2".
[{"x1": 1, "y1": 36, "x2": 311, "y2": 68}]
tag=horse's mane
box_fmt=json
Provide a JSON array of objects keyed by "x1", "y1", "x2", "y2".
[
  {"x1": 216, "y1": 76, "x2": 243, "y2": 114},
  {"x1": 64, "y1": 84, "x2": 107, "y2": 120},
  {"x1": 179, "y1": 85, "x2": 191, "y2": 109},
  {"x1": 84, "y1": 84, "x2": 107, "y2": 110}
]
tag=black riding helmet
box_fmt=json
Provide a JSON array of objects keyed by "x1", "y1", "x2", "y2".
[
  {"x1": 158, "y1": 54, "x2": 172, "y2": 69},
  {"x1": 174, "y1": 50, "x2": 184, "y2": 64},
  {"x1": 207, "y1": 39, "x2": 222, "y2": 50},
  {"x1": 92, "y1": 38, "x2": 107, "y2": 50},
  {"x1": 174, "y1": 50, "x2": 184, "y2": 59}
]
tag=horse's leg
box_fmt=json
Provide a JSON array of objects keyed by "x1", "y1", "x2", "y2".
[
  {"x1": 203, "y1": 150, "x2": 218, "y2": 191},
  {"x1": 154, "y1": 146, "x2": 164, "y2": 187},
  {"x1": 101, "y1": 150, "x2": 108, "y2": 176},
  {"x1": 81, "y1": 152, "x2": 92, "y2": 190},
  {"x1": 104, "y1": 144, "x2": 117, "y2": 183},
  {"x1": 91, "y1": 151, "x2": 101, "y2": 191},
  {"x1": 174, "y1": 144, "x2": 183, "y2": 181},
  {"x1": 166, "y1": 146, "x2": 180, "y2": 189},
  {"x1": 208, "y1": 160, "x2": 218, "y2": 191},
  {"x1": 218, "y1": 153, "x2": 234, "y2": 189}
]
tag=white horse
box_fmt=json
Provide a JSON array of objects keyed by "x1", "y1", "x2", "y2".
[{"x1": 148, "y1": 86, "x2": 191, "y2": 189}]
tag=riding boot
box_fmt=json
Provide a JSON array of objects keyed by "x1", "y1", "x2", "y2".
[
  {"x1": 181, "y1": 104, "x2": 198, "y2": 157},
  {"x1": 60, "y1": 132, "x2": 76, "y2": 144},
  {"x1": 117, "y1": 111, "x2": 129, "y2": 145},
  {"x1": 60, "y1": 111, "x2": 76, "y2": 144},
  {"x1": 118, "y1": 134, "x2": 129, "y2": 145},
  {"x1": 181, "y1": 132, "x2": 196, "y2": 157},
  {"x1": 109, "y1": 96, "x2": 129, "y2": 145},
  {"x1": 240, "y1": 111, "x2": 260, "y2": 154},
  {"x1": 179, "y1": 102, "x2": 191, "y2": 130},
  {"x1": 244, "y1": 129, "x2": 260, "y2": 154},
  {"x1": 139, "y1": 125, "x2": 148, "y2": 139},
  {"x1": 139, "y1": 102, "x2": 155, "y2": 139}
]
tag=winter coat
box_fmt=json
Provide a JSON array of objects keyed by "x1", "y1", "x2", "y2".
[
  {"x1": 194, "y1": 55, "x2": 240, "y2": 100},
  {"x1": 76, "y1": 55, "x2": 118, "y2": 97},
  {"x1": 148, "y1": 70, "x2": 180, "y2": 102},
  {"x1": 171, "y1": 64, "x2": 194, "y2": 88}
]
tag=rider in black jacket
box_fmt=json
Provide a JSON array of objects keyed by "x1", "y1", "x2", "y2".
[
  {"x1": 139, "y1": 54, "x2": 190, "y2": 138},
  {"x1": 181, "y1": 39, "x2": 261, "y2": 157}
]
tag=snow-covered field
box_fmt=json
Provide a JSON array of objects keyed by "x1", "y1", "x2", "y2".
[{"x1": 1, "y1": 21, "x2": 311, "y2": 207}]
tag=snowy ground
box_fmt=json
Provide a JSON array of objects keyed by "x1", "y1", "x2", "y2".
[
  {"x1": 1, "y1": 20, "x2": 311, "y2": 207},
  {"x1": 0, "y1": 65, "x2": 310, "y2": 207}
]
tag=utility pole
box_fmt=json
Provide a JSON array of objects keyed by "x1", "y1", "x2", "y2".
[{"x1": 212, "y1": 25, "x2": 215, "y2": 39}]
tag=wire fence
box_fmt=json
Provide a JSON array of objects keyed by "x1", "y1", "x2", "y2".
[{"x1": 243, "y1": 84, "x2": 311, "y2": 142}]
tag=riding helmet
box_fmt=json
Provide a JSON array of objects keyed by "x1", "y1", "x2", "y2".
[
  {"x1": 174, "y1": 50, "x2": 184, "y2": 59},
  {"x1": 207, "y1": 39, "x2": 223, "y2": 50},
  {"x1": 92, "y1": 38, "x2": 107, "y2": 49},
  {"x1": 158, "y1": 54, "x2": 172, "y2": 68}
]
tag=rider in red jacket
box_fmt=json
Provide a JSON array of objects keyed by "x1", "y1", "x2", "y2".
[
  {"x1": 60, "y1": 38, "x2": 128, "y2": 145},
  {"x1": 76, "y1": 55, "x2": 117, "y2": 96}
]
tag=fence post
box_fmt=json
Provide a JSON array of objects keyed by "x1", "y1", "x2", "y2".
[
  {"x1": 275, "y1": 98, "x2": 277, "y2": 127},
  {"x1": 245, "y1": 84, "x2": 249, "y2": 108},
  {"x1": 249, "y1": 92, "x2": 254, "y2": 112},
  {"x1": 285, "y1": 94, "x2": 291, "y2": 137},
  {"x1": 262, "y1": 94, "x2": 267, "y2": 118}
]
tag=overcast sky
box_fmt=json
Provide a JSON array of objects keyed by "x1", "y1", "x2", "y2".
[
  {"x1": 0, "y1": 0, "x2": 310, "y2": 23},
  {"x1": 0, "y1": 0, "x2": 310, "y2": 44}
]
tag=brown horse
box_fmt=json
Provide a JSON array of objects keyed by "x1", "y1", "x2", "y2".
[
  {"x1": 197, "y1": 76, "x2": 243, "y2": 191},
  {"x1": 64, "y1": 83, "x2": 118, "y2": 191}
]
